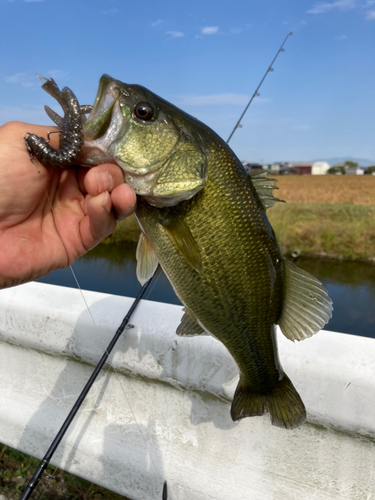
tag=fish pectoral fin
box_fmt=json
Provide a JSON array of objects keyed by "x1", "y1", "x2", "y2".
[
  {"x1": 136, "y1": 232, "x2": 159, "y2": 285},
  {"x1": 278, "y1": 258, "x2": 333, "y2": 341},
  {"x1": 231, "y1": 374, "x2": 306, "y2": 430},
  {"x1": 158, "y1": 210, "x2": 202, "y2": 274},
  {"x1": 248, "y1": 171, "x2": 285, "y2": 210},
  {"x1": 176, "y1": 307, "x2": 208, "y2": 337}
]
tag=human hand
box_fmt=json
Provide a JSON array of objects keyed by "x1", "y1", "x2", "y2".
[{"x1": 0, "y1": 121, "x2": 137, "y2": 289}]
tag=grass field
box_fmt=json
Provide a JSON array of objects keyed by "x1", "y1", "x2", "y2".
[
  {"x1": 0, "y1": 443, "x2": 131, "y2": 500},
  {"x1": 267, "y1": 203, "x2": 375, "y2": 261},
  {"x1": 267, "y1": 175, "x2": 375, "y2": 261},
  {"x1": 102, "y1": 175, "x2": 375, "y2": 262}
]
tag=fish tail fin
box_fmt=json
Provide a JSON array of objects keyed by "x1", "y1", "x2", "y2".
[{"x1": 231, "y1": 374, "x2": 306, "y2": 429}]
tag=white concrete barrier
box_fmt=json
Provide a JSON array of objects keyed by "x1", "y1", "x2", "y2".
[{"x1": 0, "y1": 281, "x2": 375, "y2": 499}]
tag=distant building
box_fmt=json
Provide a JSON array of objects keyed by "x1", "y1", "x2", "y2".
[
  {"x1": 241, "y1": 162, "x2": 264, "y2": 174},
  {"x1": 289, "y1": 162, "x2": 312, "y2": 174},
  {"x1": 265, "y1": 162, "x2": 291, "y2": 174},
  {"x1": 312, "y1": 162, "x2": 331, "y2": 175},
  {"x1": 346, "y1": 166, "x2": 365, "y2": 175},
  {"x1": 289, "y1": 162, "x2": 330, "y2": 175}
]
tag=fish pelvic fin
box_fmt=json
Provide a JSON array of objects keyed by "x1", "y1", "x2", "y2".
[
  {"x1": 231, "y1": 374, "x2": 306, "y2": 430},
  {"x1": 136, "y1": 232, "x2": 159, "y2": 285},
  {"x1": 278, "y1": 258, "x2": 333, "y2": 341}
]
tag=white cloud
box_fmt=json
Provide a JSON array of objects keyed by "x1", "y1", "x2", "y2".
[
  {"x1": 172, "y1": 93, "x2": 271, "y2": 107},
  {"x1": 4, "y1": 72, "x2": 27, "y2": 83},
  {"x1": 165, "y1": 31, "x2": 184, "y2": 38},
  {"x1": 47, "y1": 69, "x2": 69, "y2": 80},
  {"x1": 366, "y1": 9, "x2": 375, "y2": 18},
  {"x1": 152, "y1": 20, "x2": 162, "y2": 26},
  {"x1": 201, "y1": 26, "x2": 219, "y2": 35},
  {"x1": 0, "y1": 106, "x2": 49, "y2": 126},
  {"x1": 366, "y1": 1, "x2": 375, "y2": 5},
  {"x1": 4, "y1": 72, "x2": 46, "y2": 88},
  {"x1": 307, "y1": 0, "x2": 356, "y2": 14},
  {"x1": 230, "y1": 27, "x2": 243, "y2": 34}
]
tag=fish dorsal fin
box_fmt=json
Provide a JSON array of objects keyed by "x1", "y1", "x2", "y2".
[
  {"x1": 176, "y1": 307, "x2": 208, "y2": 337},
  {"x1": 158, "y1": 210, "x2": 202, "y2": 274},
  {"x1": 278, "y1": 258, "x2": 333, "y2": 341},
  {"x1": 136, "y1": 232, "x2": 159, "y2": 285},
  {"x1": 249, "y1": 171, "x2": 285, "y2": 210}
]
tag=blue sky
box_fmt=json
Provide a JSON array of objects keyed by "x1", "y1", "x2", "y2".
[{"x1": 1, "y1": 0, "x2": 374, "y2": 164}]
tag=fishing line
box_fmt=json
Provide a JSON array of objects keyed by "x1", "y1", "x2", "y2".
[
  {"x1": 111, "y1": 361, "x2": 165, "y2": 481},
  {"x1": 227, "y1": 31, "x2": 293, "y2": 144},
  {"x1": 19, "y1": 274, "x2": 155, "y2": 500},
  {"x1": 35, "y1": 464, "x2": 58, "y2": 500},
  {"x1": 143, "y1": 264, "x2": 163, "y2": 301},
  {"x1": 62, "y1": 189, "x2": 167, "y2": 491},
  {"x1": 21, "y1": 33, "x2": 293, "y2": 498},
  {"x1": 19, "y1": 174, "x2": 167, "y2": 499},
  {"x1": 70, "y1": 264, "x2": 99, "y2": 328},
  {"x1": 106, "y1": 264, "x2": 168, "y2": 480}
]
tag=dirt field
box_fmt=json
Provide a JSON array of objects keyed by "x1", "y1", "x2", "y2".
[{"x1": 272, "y1": 175, "x2": 375, "y2": 206}]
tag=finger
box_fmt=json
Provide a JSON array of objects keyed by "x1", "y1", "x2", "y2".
[
  {"x1": 79, "y1": 191, "x2": 117, "y2": 251},
  {"x1": 111, "y1": 183, "x2": 137, "y2": 221},
  {"x1": 2, "y1": 122, "x2": 60, "y2": 161},
  {"x1": 78, "y1": 164, "x2": 125, "y2": 195}
]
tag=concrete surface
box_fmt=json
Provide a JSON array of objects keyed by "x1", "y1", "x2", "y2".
[{"x1": 0, "y1": 281, "x2": 374, "y2": 499}]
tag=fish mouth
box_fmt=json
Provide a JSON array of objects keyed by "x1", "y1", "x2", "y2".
[{"x1": 79, "y1": 75, "x2": 129, "y2": 165}]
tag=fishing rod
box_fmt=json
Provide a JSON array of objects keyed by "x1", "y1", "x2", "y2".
[
  {"x1": 19, "y1": 32, "x2": 292, "y2": 500},
  {"x1": 227, "y1": 31, "x2": 293, "y2": 144},
  {"x1": 19, "y1": 272, "x2": 168, "y2": 500}
]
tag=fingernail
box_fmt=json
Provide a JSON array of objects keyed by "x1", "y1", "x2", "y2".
[
  {"x1": 129, "y1": 198, "x2": 137, "y2": 212},
  {"x1": 116, "y1": 198, "x2": 137, "y2": 221},
  {"x1": 101, "y1": 191, "x2": 111, "y2": 214},
  {"x1": 95, "y1": 171, "x2": 113, "y2": 193}
]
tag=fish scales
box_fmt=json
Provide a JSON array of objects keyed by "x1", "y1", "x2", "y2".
[
  {"x1": 136, "y1": 141, "x2": 284, "y2": 394},
  {"x1": 26, "y1": 74, "x2": 333, "y2": 429}
]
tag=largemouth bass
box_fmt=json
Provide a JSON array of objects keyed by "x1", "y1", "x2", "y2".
[{"x1": 25, "y1": 75, "x2": 333, "y2": 429}]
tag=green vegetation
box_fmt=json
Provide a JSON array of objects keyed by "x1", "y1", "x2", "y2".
[
  {"x1": 101, "y1": 215, "x2": 140, "y2": 245},
  {"x1": 327, "y1": 166, "x2": 345, "y2": 175},
  {"x1": 98, "y1": 204, "x2": 375, "y2": 262},
  {"x1": 366, "y1": 166, "x2": 375, "y2": 175},
  {"x1": 0, "y1": 443, "x2": 131, "y2": 500},
  {"x1": 267, "y1": 203, "x2": 375, "y2": 261}
]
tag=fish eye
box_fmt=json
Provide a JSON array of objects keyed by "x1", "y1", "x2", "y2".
[{"x1": 134, "y1": 102, "x2": 154, "y2": 121}]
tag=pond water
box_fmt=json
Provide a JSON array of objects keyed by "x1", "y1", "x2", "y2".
[{"x1": 38, "y1": 244, "x2": 375, "y2": 339}]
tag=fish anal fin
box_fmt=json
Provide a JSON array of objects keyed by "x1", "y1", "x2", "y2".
[
  {"x1": 158, "y1": 210, "x2": 202, "y2": 274},
  {"x1": 176, "y1": 307, "x2": 208, "y2": 337},
  {"x1": 231, "y1": 374, "x2": 306, "y2": 430},
  {"x1": 136, "y1": 232, "x2": 159, "y2": 285},
  {"x1": 278, "y1": 258, "x2": 333, "y2": 341}
]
